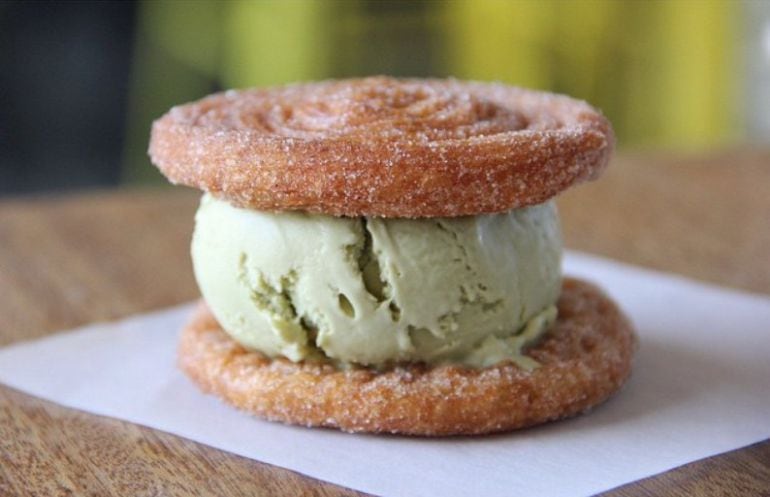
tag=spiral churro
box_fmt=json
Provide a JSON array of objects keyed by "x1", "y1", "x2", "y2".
[
  {"x1": 150, "y1": 77, "x2": 614, "y2": 217},
  {"x1": 179, "y1": 279, "x2": 635, "y2": 435}
]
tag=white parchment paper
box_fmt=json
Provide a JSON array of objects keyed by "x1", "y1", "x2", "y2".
[{"x1": 1, "y1": 252, "x2": 768, "y2": 497}]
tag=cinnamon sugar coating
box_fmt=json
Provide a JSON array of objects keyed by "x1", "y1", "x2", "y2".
[
  {"x1": 150, "y1": 77, "x2": 614, "y2": 217},
  {"x1": 178, "y1": 278, "x2": 636, "y2": 435}
]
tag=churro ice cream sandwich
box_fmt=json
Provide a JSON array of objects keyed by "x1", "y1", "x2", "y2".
[{"x1": 149, "y1": 77, "x2": 636, "y2": 436}]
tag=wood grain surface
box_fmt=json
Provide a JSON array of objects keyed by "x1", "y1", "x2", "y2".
[{"x1": 1, "y1": 149, "x2": 768, "y2": 496}]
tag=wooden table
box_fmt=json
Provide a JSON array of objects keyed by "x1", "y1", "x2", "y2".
[{"x1": 1, "y1": 149, "x2": 768, "y2": 496}]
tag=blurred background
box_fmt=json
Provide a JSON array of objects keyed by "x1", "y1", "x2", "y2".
[{"x1": 1, "y1": 0, "x2": 768, "y2": 195}]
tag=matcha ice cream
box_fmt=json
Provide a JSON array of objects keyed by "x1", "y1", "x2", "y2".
[{"x1": 192, "y1": 194, "x2": 562, "y2": 368}]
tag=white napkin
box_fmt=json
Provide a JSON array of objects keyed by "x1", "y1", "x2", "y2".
[{"x1": 1, "y1": 252, "x2": 768, "y2": 497}]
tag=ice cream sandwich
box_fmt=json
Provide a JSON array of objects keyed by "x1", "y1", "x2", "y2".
[{"x1": 149, "y1": 77, "x2": 636, "y2": 435}]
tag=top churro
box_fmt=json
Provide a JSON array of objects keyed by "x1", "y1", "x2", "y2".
[{"x1": 149, "y1": 76, "x2": 613, "y2": 218}]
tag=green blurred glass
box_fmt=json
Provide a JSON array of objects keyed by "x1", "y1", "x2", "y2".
[{"x1": 124, "y1": 0, "x2": 742, "y2": 185}]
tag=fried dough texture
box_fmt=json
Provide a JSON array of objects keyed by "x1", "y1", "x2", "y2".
[
  {"x1": 178, "y1": 278, "x2": 635, "y2": 435},
  {"x1": 150, "y1": 77, "x2": 613, "y2": 217}
]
